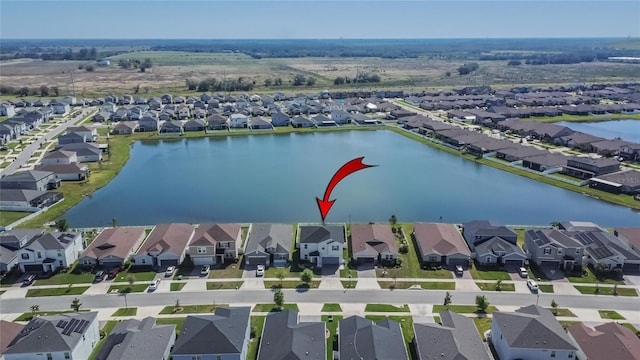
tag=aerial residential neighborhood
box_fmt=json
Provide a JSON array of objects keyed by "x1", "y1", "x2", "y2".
[{"x1": 2, "y1": 1, "x2": 640, "y2": 359}]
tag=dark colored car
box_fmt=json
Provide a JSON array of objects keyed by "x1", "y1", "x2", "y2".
[
  {"x1": 23, "y1": 274, "x2": 36, "y2": 286},
  {"x1": 107, "y1": 267, "x2": 121, "y2": 280},
  {"x1": 94, "y1": 270, "x2": 106, "y2": 282}
]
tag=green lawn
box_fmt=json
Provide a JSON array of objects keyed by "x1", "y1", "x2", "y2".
[
  {"x1": 378, "y1": 281, "x2": 455, "y2": 290},
  {"x1": 112, "y1": 307, "x2": 137, "y2": 316},
  {"x1": 264, "y1": 280, "x2": 320, "y2": 289},
  {"x1": 252, "y1": 303, "x2": 300, "y2": 312},
  {"x1": 375, "y1": 223, "x2": 453, "y2": 279},
  {"x1": 170, "y1": 282, "x2": 186, "y2": 291},
  {"x1": 159, "y1": 304, "x2": 228, "y2": 314},
  {"x1": 31, "y1": 272, "x2": 96, "y2": 286},
  {"x1": 155, "y1": 317, "x2": 186, "y2": 335},
  {"x1": 107, "y1": 284, "x2": 149, "y2": 293},
  {"x1": 476, "y1": 282, "x2": 515, "y2": 291},
  {"x1": 26, "y1": 286, "x2": 89, "y2": 297},
  {"x1": 567, "y1": 267, "x2": 625, "y2": 285},
  {"x1": 323, "y1": 314, "x2": 343, "y2": 360},
  {"x1": 432, "y1": 304, "x2": 499, "y2": 314},
  {"x1": 472, "y1": 317, "x2": 493, "y2": 340},
  {"x1": 341, "y1": 280, "x2": 357, "y2": 289},
  {"x1": 247, "y1": 316, "x2": 266, "y2": 360},
  {"x1": 548, "y1": 308, "x2": 576, "y2": 317},
  {"x1": 0, "y1": 211, "x2": 29, "y2": 226},
  {"x1": 599, "y1": 310, "x2": 626, "y2": 320},
  {"x1": 622, "y1": 323, "x2": 639, "y2": 335},
  {"x1": 15, "y1": 310, "x2": 89, "y2": 321},
  {"x1": 514, "y1": 228, "x2": 526, "y2": 247},
  {"x1": 206, "y1": 281, "x2": 244, "y2": 290},
  {"x1": 208, "y1": 261, "x2": 244, "y2": 278},
  {"x1": 113, "y1": 269, "x2": 157, "y2": 282},
  {"x1": 322, "y1": 303, "x2": 343, "y2": 312},
  {"x1": 574, "y1": 285, "x2": 637, "y2": 296},
  {"x1": 364, "y1": 304, "x2": 410, "y2": 312},
  {"x1": 88, "y1": 321, "x2": 118, "y2": 360},
  {"x1": 469, "y1": 264, "x2": 511, "y2": 280},
  {"x1": 538, "y1": 284, "x2": 554, "y2": 293}
]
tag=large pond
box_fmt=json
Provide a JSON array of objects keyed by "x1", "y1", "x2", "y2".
[
  {"x1": 64, "y1": 130, "x2": 640, "y2": 227},
  {"x1": 556, "y1": 119, "x2": 640, "y2": 143}
]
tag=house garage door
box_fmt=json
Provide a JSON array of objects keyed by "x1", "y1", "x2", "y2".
[
  {"x1": 504, "y1": 259, "x2": 524, "y2": 267},
  {"x1": 193, "y1": 257, "x2": 214, "y2": 266},
  {"x1": 540, "y1": 261, "x2": 559, "y2": 268},
  {"x1": 23, "y1": 264, "x2": 43, "y2": 272},
  {"x1": 623, "y1": 263, "x2": 640, "y2": 271},
  {"x1": 246, "y1": 256, "x2": 267, "y2": 266},
  {"x1": 159, "y1": 259, "x2": 179, "y2": 267},
  {"x1": 358, "y1": 257, "x2": 375, "y2": 264},
  {"x1": 448, "y1": 258, "x2": 468, "y2": 267},
  {"x1": 323, "y1": 257, "x2": 340, "y2": 265}
]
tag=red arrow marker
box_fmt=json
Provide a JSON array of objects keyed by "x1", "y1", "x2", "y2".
[{"x1": 316, "y1": 157, "x2": 376, "y2": 221}]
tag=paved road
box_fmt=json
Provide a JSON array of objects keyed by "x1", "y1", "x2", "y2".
[
  {"x1": 0, "y1": 108, "x2": 95, "y2": 176},
  {"x1": 2, "y1": 288, "x2": 639, "y2": 314}
]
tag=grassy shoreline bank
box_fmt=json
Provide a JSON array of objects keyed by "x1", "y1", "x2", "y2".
[{"x1": 6, "y1": 123, "x2": 639, "y2": 228}]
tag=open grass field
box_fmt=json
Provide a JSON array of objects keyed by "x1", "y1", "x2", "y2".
[{"x1": 2, "y1": 53, "x2": 640, "y2": 96}]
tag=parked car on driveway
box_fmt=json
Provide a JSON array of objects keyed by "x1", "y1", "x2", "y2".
[
  {"x1": 527, "y1": 279, "x2": 539, "y2": 292},
  {"x1": 22, "y1": 274, "x2": 36, "y2": 286},
  {"x1": 256, "y1": 265, "x2": 265, "y2": 277},
  {"x1": 165, "y1": 266, "x2": 176, "y2": 277},
  {"x1": 518, "y1": 267, "x2": 529, "y2": 278},
  {"x1": 148, "y1": 279, "x2": 160, "y2": 292},
  {"x1": 94, "y1": 270, "x2": 106, "y2": 282},
  {"x1": 455, "y1": 265, "x2": 464, "y2": 276},
  {"x1": 200, "y1": 265, "x2": 210, "y2": 276},
  {"x1": 107, "y1": 267, "x2": 121, "y2": 280}
]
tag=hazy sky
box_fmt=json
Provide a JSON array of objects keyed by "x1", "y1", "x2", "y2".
[{"x1": 1, "y1": 0, "x2": 639, "y2": 39}]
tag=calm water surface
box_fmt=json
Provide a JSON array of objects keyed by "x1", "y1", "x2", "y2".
[
  {"x1": 65, "y1": 130, "x2": 640, "y2": 227},
  {"x1": 556, "y1": 120, "x2": 640, "y2": 142}
]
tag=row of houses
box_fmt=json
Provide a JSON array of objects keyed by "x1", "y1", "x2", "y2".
[{"x1": 4, "y1": 305, "x2": 639, "y2": 360}]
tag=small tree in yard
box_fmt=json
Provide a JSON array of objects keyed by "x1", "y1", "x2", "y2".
[
  {"x1": 30, "y1": 304, "x2": 40, "y2": 317},
  {"x1": 277, "y1": 269, "x2": 285, "y2": 285},
  {"x1": 495, "y1": 280, "x2": 503, "y2": 291},
  {"x1": 70, "y1": 298, "x2": 82, "y2": 312},
  {"x1": 443, "y1": 292, "x2": 452, "y2": 309},
  {"x1": 301, "y1": 269, "x2": 313, "y2": 284},
  {"x1": 389, "y1": 214, "x2": 398, "y2": 232},
  {"x1": 475, "y1": 295, "x2": 489, "y2": 313},
  {"x1": 274, "y1": 289, "x2": 284, "y2": 310},
  {"x1": 55, "y1": 219, "x2": 69, "y2": 232},
  {"x1": 550, "y1": 299, "x2": 558, "y2": 315}
]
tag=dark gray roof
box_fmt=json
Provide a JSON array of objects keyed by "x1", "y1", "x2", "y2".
[
  {"x1": 96, "y1": 317, "x2": 175, "y2": 360},
  {"x1": 26, "y1": 232, "x2": 80, "y2": 250},
  {"x1": 257, "y1": 310, "x2": 325, "y2": 360},
  {"x1": 298, "y1": 225, "x2": 345, "y2": 244},
  {"x1": 414, "y1": 311, "x2": 490, "y2": 360},
  {"x1": 171, "y1": 307, "x2": 250, "y2": 356},
  {"x1": 568, "y1": 230, "x2": 640, "y2": 261},
  {"x1": 463, "y1": 220, "x2": 517, "y2": 241},
  {"x1": 4, "y1": 312, "x2": 97, "y2": 355},
  {"x1": 475, "y1": 236, "x2": 526, "y2": 258},
  {"x1": 593, "y1": 170, "x2": 640, "y2": 187},
  {"x1": 339, "y1": 316, "x2": 407, "y2": 360},
  {"x1": 0, "y1": 170, "x2": 54, "y2": 183},
  {"x1": 245, "y1": 224, "x2": 293, "y2": 255},
  {"x1": 492, "y1": 305, "x2": 578, "y2": 351},
  {"x1": 0, "y1": 188, "x2": 48, "y2": 202}
]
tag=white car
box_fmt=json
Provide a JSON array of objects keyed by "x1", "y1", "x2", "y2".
[
  {"x1": 256, "y1": 265, "x2": 265, "y2": 277},
  {"x1": 518, "y1": 267, "x2": 529, "y2": 278},
  {"x1": 527, "y1": 279, "x2": 539, "y2": 292},
  {"x1": 200, "y1": 265, "x2": 210, "y2": 276},
  {"x1": 148, "y1": 279, "x2": 161, "y2": 291},
  {"x1": 165, "y1": 266, "x2": 176, "y2": 277}
]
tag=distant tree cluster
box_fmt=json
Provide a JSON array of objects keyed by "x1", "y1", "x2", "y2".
[
  {"x1": 334, "y1": 71, "x2": 381, "y2": 85},
  {"x1": 457, "y1": 62, "x2": 480, "y2": 75},
  {"x1": 193, "y1": 77, "x2": 254, "y2": 92},
  {"x1": 507, "y1": 60, "x2": 522, "y2": 66},
  {"x1": 291, "y1": 75, "x2": 316, "y2": 86},
  {"x1": 263, "y1": 77, "x2": 283, "y2": 87},
  {"x1": 0, "y1": 85, "x2": 60, "y2": 97},
  {"x1": 118, "y1": 58, "x2": 153, "y2": 72}
]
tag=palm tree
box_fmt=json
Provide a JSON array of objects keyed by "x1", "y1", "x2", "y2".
[{"x1": 30, "y1": 304, "x2": 40, "y2": 317}]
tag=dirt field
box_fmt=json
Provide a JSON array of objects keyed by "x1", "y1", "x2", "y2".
[{"x1": 2, "y1": 51, "x2": 639, "y2": 97}]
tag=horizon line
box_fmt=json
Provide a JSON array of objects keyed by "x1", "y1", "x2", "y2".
[{"x1": 2, "y1": 36, "x2": 637, "y2": 41}]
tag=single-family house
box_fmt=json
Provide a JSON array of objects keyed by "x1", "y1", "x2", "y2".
[
  {"x1": 524, "y1": 229, "x2": 584, "y2": 270},
  {"x1": 16, "y1": 231, "x2": 83, "y2": 273},
  {"x1": 290, "y1": 115, "x2": 314, "y2": 128},
  {"x1": 3, "y1": 312, "x2": 99, "y2": 360},
  {"x1": 138, "y1": 116, "x2": 159, "y2": 132},
  {"x1": 297, "y1": 225, "x2": 345, "y2": 267},
  {"x1": 311, "y1": 114, "x2": 336, "y2": 127},
  {"x1": 249, "y1": 117, "x2": 273, "y2": 130},
  {"x1": 244, "y1": 224, "x2": 293, "y2": 267},
  {"x1": 257, "y1": 310, "x2": 325, "y2": 360},
  {"x1": 112, "y1": 121, "x2": 138, "y2": 135},
  {"x1": 567, "y1": 322, "x2": 640, "y2": 360},
  {"x1": 133, "y1": 223, "x2": 194, "y2": 268},
  {"x1": 79, "y1": 227, "x2": 147, "y2": 268},
  {"x1": 0, "y1": 103, "x2": 16, "y2": 117},
  {"x1": 350, "y1": 223, "x2": 398, "y2": 265},
  {"x1": 414, "y1": 311, "x2": 491, "y2": 360},
  {"x1": 0, "y1": 229, "x2": 45, "y2": 273},
  {"x1": 0, "y1": 170, "x2": 60, "y2": 191},
  {"x1": 330, "y1": 110, "x2": 352, "y2": 124},
  {"x1": 188, "y1": 223, "x2": 242, "y2": 266},
  {"x1": 0, "y1": 321, "x2": 25, "y2": 358},
  {"x1": 36, "y1": 163, "x2": 90, "y2": 181},
  {"x1": 110, "y1": 108, "x2": 129, "y2": 121},
  {"x1": 171, "y1": 307, "x2": 251, "y2": 360},
  {"x1": 339, "y1": 316, "x2": 408, "y2": 360},
  {"x1": 66, "y1": 126, "x2": 98, "y2": 142},
  {"x1": 176, "y1": 106, "x2": 190, "y2": 120},
  {"x1": 229, "y1": 114, "x2": 248, "y2": 128},
  {"x1": 184, "y1": 119, "x2": 206, "y2": 132},
  {"x1": 159, "y1": 120, "x2": 184, "y2": 134},
  {"x1": 619, "y1": 143, "x2": 640, "y2": 162},
  {"x1": 0, "y1": 188, "x2": 63, "y2": 212},
  {"x1": 57, "y1": 132, "x2": 88, "y2": 145},
  {"x1": 567, "y1": 229, "x2": 640, "y2": 271},
  {"x1": 148, "y1": 97, "x2": 163, "y2": 110},
  {"x1": 614, "y1": 227, "x2": 640, "y2": 254},
  {"x1": 161, "y1": 94, "x2": 173, "y2": 104},
  {"x1": 95, "y1": 317, "x2": 176, "y2": 360},
  {"x1": 462, "y1": 220, "x2": 518, "y2": 251},
  {"x1": 101, "y1": 103, "x2": 117, "y2": 112},
  {"x1": 491, "y1": 305, "x2": 579, "y2": 360},
  {"x1": 92, "y1": 111, "x2": 111, "y2": 123},
  {"x1": 521, "y1": 152, "x2": 568, "y2": 172},
  {"x1": 413, "y1": 222, "x2": 471, "y2": 267},
  {"x1": 270, "y1": 112, "x2": 290, "y2": 127},
  {"x1": 41, "y1": 150, "x2": 77, "y2": 166},
  {"x1": 59, "y1": 143, "x2": 102, "y2": 162},
  {"x1": 474, "y1": 236, "x2": 527, "y2": 267},
  {"x1": 51, "y1": 102, "x2": 70, "y2": 115},
  {"x1": 207, "y1": 114, "x2": 229, "y2": 130},
  {"x1": 563, "y1": 156, "x2": 621, "y2": 179}
]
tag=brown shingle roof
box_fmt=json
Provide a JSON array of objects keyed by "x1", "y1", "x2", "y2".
[
  {"x1": 137, "y1": 223, "x2": 194, "y2": 256},
  {"x1": 568, "y1": 323, "x2": 640, "y2": 360},
  {"x1": 413, "y1": 223, "x2": 470, "y2": 257},
  {"x1": 350, "y1": 224, "x2": 397, "y2": 257},
  {"x1": 81, "y1": 227, "x2": 146, "y2": 261},
  {"x1": 190, "y1": 223, "x2": 241, "y2": 247}
]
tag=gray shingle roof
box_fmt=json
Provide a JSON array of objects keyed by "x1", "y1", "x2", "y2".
[
  {"x1": 299, "y1": 225, "x2": 345, "y2": 244},
  {"x1": 171, "y1": 307, "x2": 250, "y2": 356},
  {"x1": 96, "y1": 317, "x2": 175, "y2": 360},
  {"x1": 339, "y1": 315, "x2": 407, "y2": 360},
  {"x1": 257, "y1": 310, "x2": 325, "y2": 360},
  {"x1": 475, "y1": 236, "x2": 526, "y2": 259},
  {"x1": 492, "y1": 305, "x2": 578, "y2": 351},
  {"x1": 245, "y1": 224, "x2": 293, "y2": 255},
  {"x1": 414, "y1": 311, "x2": 491, "y2": 360}
]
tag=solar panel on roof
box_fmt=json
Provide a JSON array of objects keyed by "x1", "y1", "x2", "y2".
[
  {"x1": 56, "y1": 320, "x2": 67, "y2": 328},
  {"x1": 63, "y1": 319, "x2": 78, "y2": 336},
  {"x1": 74, "y1": 320, "x2": 88, "y2": 333}
]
